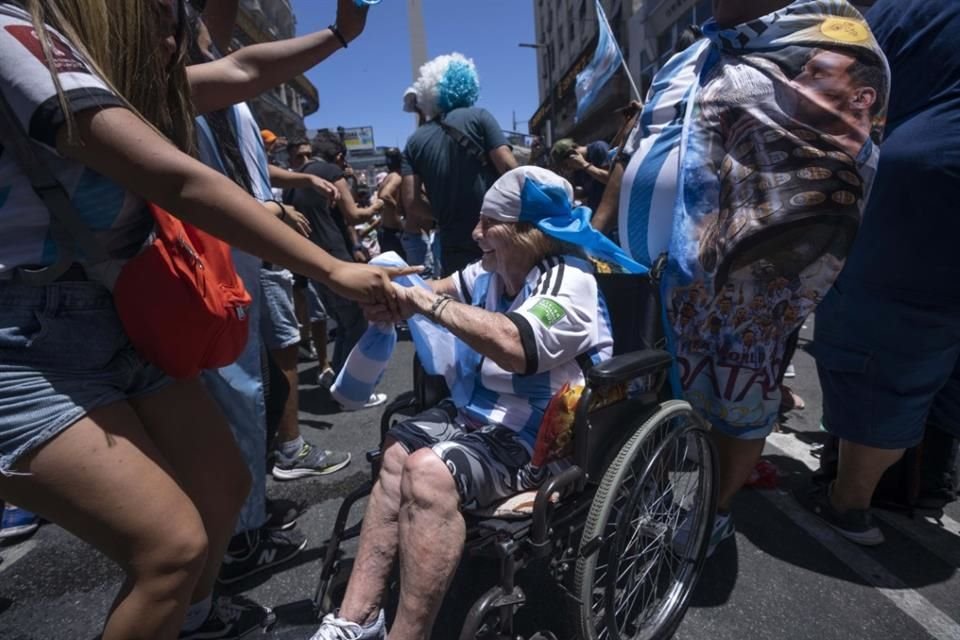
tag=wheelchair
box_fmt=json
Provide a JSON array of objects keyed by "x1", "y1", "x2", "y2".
[{"x1": 313, "y1": 272, "x2": 719, "y2": 640}]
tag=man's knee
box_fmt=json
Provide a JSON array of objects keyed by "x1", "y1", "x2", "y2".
[{"x1": 400, "y1": 449, "x2": 458, "y2": 509}]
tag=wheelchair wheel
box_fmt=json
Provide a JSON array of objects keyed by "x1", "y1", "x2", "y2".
[{"x1": 570, "y1": 400, "x2": 717, "y2": 640}]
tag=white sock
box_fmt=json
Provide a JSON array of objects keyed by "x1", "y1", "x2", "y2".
[
  {"x1": 181, "y1": 594, "x2": 212, "y2": 632},
  {"x1": 278, "y1": 436, "x2": 305, "y2": 458}
]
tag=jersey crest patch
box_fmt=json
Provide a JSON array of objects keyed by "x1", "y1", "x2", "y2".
[
  {"x1": 528, "y1": 298, "x2": 567, "y2": 328},
  {"x1": 5, "y1": 25, "x2": 89, "y2": 74}
]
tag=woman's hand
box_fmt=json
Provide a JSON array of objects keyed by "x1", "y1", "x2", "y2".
[
  {"x1": 361, "y1": 283, "x2": 421, "y2": 323},
  {"x1": 327, "y1": 262, "x2": 422, "y2": 316},
  {"x1": 336, "y1": 0, "x2": 370, "y2": 42}
]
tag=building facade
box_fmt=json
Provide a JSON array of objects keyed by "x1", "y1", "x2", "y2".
[
  {"x1": 232, "y1": 0, "x2": 319, "y2": 137},
  {"x1": 530, "y1": 0, "x2": 712, "y2": 146}
]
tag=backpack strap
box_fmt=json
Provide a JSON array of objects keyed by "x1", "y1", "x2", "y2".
[
  {"x1": 435, "y1": 115, "x2": 493, "y2": 171},
  {"x1": 0, "y1": 89, "x2": 107, "y2": 284}
]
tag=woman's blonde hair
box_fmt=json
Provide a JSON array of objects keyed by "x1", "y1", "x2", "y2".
[
  {"x1": 511, "y1": 222, "x2": 584, "y2": 263},
  {"x1": 25, "y1": 0, "x2": 195, "y2": 153}
]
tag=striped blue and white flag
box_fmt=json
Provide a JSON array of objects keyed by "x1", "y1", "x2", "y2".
[
  {"x1": 575, "y1": 0, "x2": 624, "y2": 122},
  {"x1": 330, "y1": 252, "x2": 463, "y2": 409}
]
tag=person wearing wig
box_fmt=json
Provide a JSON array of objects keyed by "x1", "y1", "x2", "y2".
[
  {"x1": 400, "y1": 52, "x2": 518, "y2": 277},
  {"x1": 311, "y1": 166, "x2": 643, "y2": 640},
  {"x1": 0, "y1": 1, "x2": 416, "y2": 638},
  {"x1": 590, "y1": 0, "x2": 889, "y2": 556}
]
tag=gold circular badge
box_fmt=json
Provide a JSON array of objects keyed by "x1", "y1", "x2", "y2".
[{"x1": 820, "y1": 18, "x2": 869, "y2": 43}]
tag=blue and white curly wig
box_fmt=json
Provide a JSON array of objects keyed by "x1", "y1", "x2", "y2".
[{"x1": 403, "y1": 53, "x2": 480, "y2": 120}]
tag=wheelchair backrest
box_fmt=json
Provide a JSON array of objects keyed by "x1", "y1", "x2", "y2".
[{"x1": 595, "y1": 272, "x2": 664, "y2": 356}]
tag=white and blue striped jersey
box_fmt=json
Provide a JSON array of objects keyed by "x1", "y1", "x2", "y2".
[
  {"x1": 451, "y1": 256, "x2": 613, "y2": 447},
  {"x1": 618, "y1": 40, "x2": 710, "y2": 268}
]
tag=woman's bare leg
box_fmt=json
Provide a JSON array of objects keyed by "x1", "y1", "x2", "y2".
[
  {"x1": 0, "y1": 401, "x2": 209, "y2": 639},
  {"x1": 129, "y1": 377, "x2": 251, "y2": 603}
]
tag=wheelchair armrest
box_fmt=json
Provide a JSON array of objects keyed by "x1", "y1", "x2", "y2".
[{"x1": 586, "y1": 349, "x2": 673, "y2": 386}]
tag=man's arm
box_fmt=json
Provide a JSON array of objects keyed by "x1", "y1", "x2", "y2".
[
  {"x1": 401, "y1": 174, "x2": 434, "y2": 232},
  {"x1": 489, "y1": 145, "x2": 518, "y2": 175},
  {"x1": 591, "y1": 161, "x2": 625, "y2": 232},
  {"x1": 268, "y1": 164, "x2": 338, "y2": 202},
  {"x1": 336, "y1": 178, "x2": 382, "y2": 225},
  {"x1": 188, "y1": 0, "x2": 368, "y2": 114},
  {"x1": 566, "y1": 151, "x2": 610, "y2": 184},
  {"x1": 377, "y1": 173, "x2": 402, "y2": 207}
]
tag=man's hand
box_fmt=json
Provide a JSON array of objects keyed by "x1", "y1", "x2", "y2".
[
  {"x1": 327, "y1": 262, "x2": 423, "y2": 317},
  {"x1": 311, "y1": 176, "x2": 340, "y2": 202},
  {"x1": 336, "y1": 0, "x2": 370, "y2": 43},
  {"x1": 563, "y1": 150, "x2": 591, "y2": 172},
  {"x1": 281, "y1": 205, "x2": 312, "y2": 237}
]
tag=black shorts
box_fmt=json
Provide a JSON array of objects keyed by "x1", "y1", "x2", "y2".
[{"x1": 387, "y1": 401, "x2": 532, "y2": 510}]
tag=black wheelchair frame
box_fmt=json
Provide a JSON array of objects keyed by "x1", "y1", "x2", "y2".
[{"x1": 313, "y1": 273, "x2": 719, "y2": 640}]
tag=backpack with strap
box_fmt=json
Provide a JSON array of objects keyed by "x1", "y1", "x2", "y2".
[{"x1": 0, "y1": 93, "x2": 251, "y2": 379}]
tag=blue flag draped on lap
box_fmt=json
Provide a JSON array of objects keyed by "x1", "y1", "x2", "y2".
[{"x1": 575, "y1": 0, "x2": 623, "y2": 122}]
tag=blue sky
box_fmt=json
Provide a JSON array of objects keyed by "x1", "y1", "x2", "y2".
[{"x1": 289, "y1": 0, "x2": 540, "y2": 149}]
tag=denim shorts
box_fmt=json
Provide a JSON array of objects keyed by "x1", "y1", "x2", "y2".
[
  {"x1": 812, "y1": 281, "x2": 960, "y2": 449},
  {"x1": 0, "y1": 281, "x2": 169, "y2": 475},
  {"x1": 259, "y1": 267, "x2": 301, "y2": 351}
]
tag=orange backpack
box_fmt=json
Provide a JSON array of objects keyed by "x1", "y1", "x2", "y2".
[
  {"x1": 1, "y1": 92, "x2": 251, "y2": 379},
  {"x1": 112, "y1": 204, "x2": 252, "y2": 379}
]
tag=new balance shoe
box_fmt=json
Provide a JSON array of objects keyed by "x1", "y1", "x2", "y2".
[
  {"x1": 673, "y1": 510, "x2": 735, "y2": 559},
  {"x1": 0, "y1": 505, "x2": 40, "y2": 541},
  {"x1": 795, "y1": 482, "x2": 884, "y2": 546},
  {"x1": 179, "y1": 595, "x2": 276, "y2": 639},
  {"x1": 217, "y1": 528, "x2": 307, "y2": 585},
  {"x1": 311, "y1": 609, "x2": 385, "y2": 640},
  {"x1": 272, "y1": 443, "x2": 351, "y2": 480},
  {"x1": 264, "y1": 498, "x2": 304, "y2": 531}
]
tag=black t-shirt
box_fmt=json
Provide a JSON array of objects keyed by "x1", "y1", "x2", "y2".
[
  {"x1": 401, "y1": 107, "x2": 508, "y2": 251},
  {"x1": 287, "y1": 159, "x2": 353, "y2": 262}
]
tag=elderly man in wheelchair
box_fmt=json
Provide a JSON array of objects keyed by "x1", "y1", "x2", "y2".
[{"x1": 312, "y1": 167, "x2": 717, "y2": 640}]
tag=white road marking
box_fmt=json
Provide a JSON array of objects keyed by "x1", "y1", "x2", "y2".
[
  {"x1": 760, "y1": 432, "x2": 960, "y2": 640},
  {"x1": 0, "y1": 539, "x2": 36, "y2": 575}
]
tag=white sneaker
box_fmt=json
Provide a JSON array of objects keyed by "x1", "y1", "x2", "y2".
[
  {"x1": 363, "y1": 393, "x2": 388, "y2": 409},
  {"x1": 311, "y1": 610, "x2": 385, "y2": 640},
  {"x1": 318, "y1": 367, "x2": 336, "y2": 389},
  {"x1": 784, "y1": 363, "x2": 796, "y2": 378}
]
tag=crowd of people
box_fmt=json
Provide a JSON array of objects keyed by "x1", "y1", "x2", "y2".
[{"x1": 0, "y1": 0, "x2": 957, "y2": 639}]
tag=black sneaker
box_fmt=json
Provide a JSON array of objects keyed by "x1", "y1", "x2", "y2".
[
  {"x1": 265, "y1": 498, "x2": 304, "y2": 531},
  {"x1": 217, "y1": 528, "x2": 307, "y2": 585},
  {"x1": 179, "y1": 594, "x2": 276, "y2": 639},
  {"x1": 795, "y1": 482, "x2": 884, "y2": 546}
]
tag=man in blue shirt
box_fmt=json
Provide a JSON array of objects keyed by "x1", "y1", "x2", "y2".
[{"x1": 803, "y1": 0, "x2": 960, "y2": 545}]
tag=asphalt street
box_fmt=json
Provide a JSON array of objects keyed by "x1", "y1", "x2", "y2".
[{"x1": 1, "y1": 320, "x2": 958, "y2": 640}]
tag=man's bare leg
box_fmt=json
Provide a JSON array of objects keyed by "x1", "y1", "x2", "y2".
[
  {"x1": 711, "y1": 431, "x2": 766, "y2": 511},
  {"x1": 831, "y1": 440, "x2": 904, "y2": 512},
  {"x1": 391, "y1": 449, "x2": 465, "y2": 639},
  {"x1": 338, "y1": 440, "x2": 409, "y2": 626}
]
